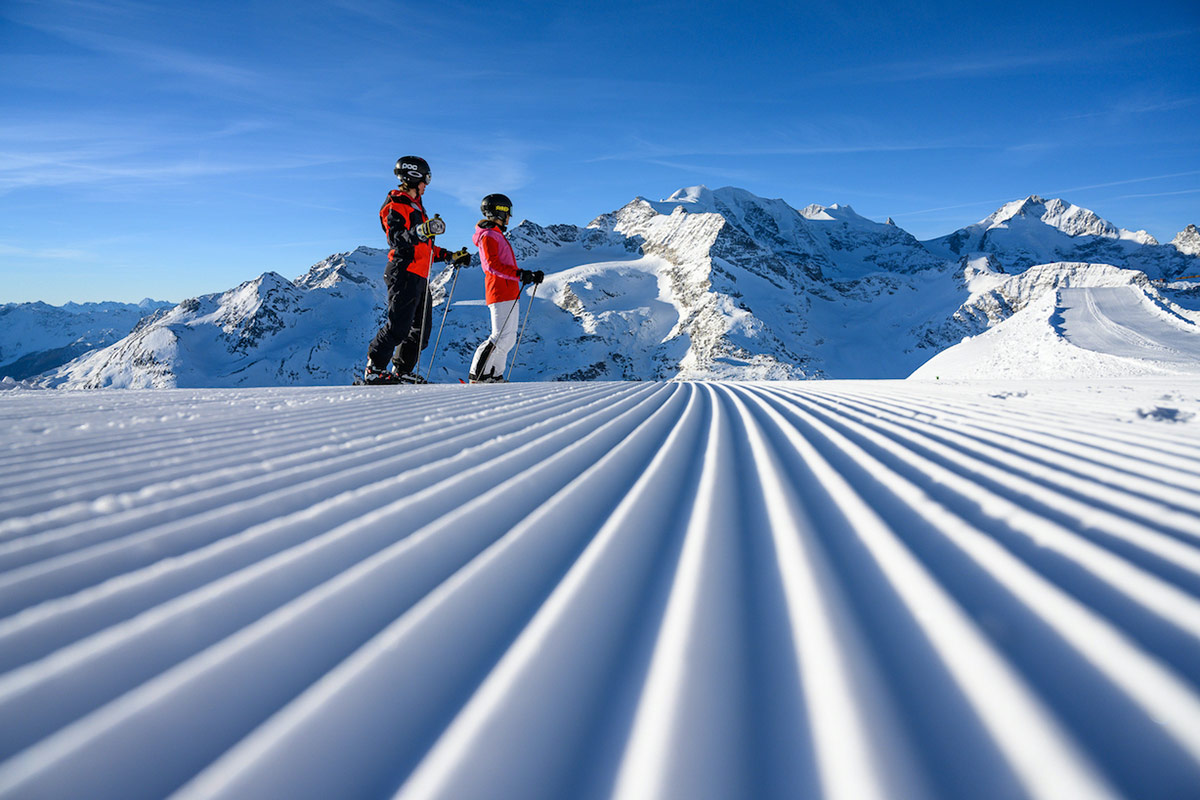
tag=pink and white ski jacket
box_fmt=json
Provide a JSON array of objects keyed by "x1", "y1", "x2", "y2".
[{"x1": 473, "y1": 221, "x2": 521, "y2": 304}]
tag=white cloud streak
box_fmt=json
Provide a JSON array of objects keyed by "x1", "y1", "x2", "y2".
[
  {"x1": 589, "y1": 137, "x2": 986, "y2": 164},
  {"x1": 891, "y1": 170, "x2": 1200, "y2": 219},
  {"x1": 0, "y1": 242, "x2": 92, "y2": 260},
  {"x1": 1112, "y1": 187, "x2": 1200, "y2": 201},
  {"x1": 824, "y1": 29, "x2": 1199, "y2": 84},
  {"x1": 0, "y1": 146, "x2": 354, "y2": 193},
  {"x1": 40, "y1": 25, "x2": 266, "y2": 89}
]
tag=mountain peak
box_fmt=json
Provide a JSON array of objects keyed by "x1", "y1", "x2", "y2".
[
  {"x1": 1174, "y1": 223, "x2": 1200, "y2": 256},
  {"x1": 986, "y1": 195, "x2": 1127, "y2": 240},
  {"x1": 665, "y1": 185, "x2": 714, "y2": 204},
  {"x1": 799, "y1": 202, "x2": 870, "y2": 224},
  {"x1": 990, "y1": 195, "x2": 1047, "y2": 224},
  {"x1": 657, "y1": 185, "x2": 786, "y2": 215},
  {"x1": 923, "y1": 194, "x2": 1191, "y2": 276}
]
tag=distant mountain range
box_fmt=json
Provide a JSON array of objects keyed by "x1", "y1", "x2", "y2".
[
  {"x1": 0, "y1": 299, "x2": 173, "y2": 381},
  {"x1": 923, "y1": 195, "x2": 1195, "y2": 277},
  {"x1": 8, "y1": 188, "x2": 1199, "y2": 387}
]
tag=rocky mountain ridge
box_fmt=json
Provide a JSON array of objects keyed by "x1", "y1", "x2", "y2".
[
  {"x1": 1173, "y1": 224, "x2": 1200, "y2": 258},
  {"x1": 923, "y1": 195, "x2": 1193, "y2": 278}
]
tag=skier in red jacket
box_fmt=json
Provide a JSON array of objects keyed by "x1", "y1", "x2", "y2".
[
  {"x1": 469, "y1": 193, "x2": 542, "y2": 383},
  {"x1": 365, "y1": 155, "x2": 470, "y2": 384}
]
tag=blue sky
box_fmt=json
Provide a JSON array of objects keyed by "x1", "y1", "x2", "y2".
[{"x1": 2, "y1": 0, "x2": 1198, "y2": 304}]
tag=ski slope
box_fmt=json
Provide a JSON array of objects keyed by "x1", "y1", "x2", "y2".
[
  {"x1": 1, "y1": 380, "x2": 1199, "y2": 799},
  {"x1": 913, "y1": 283, "x2": 1200, "y2": 380},
  {"x1": 1057, "y1": 286, "x2": 1200, "y2": 363}
]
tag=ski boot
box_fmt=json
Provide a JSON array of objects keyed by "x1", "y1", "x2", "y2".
[{"x1": 361, "y1": 364, "x2": 399, "y2": 385}]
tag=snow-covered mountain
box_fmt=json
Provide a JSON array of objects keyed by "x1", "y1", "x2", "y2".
[
  {"x1": 1174, "y1": 224, "x2": 1200, "y2": 258},
  {"x1": 488, "y1": 185, "x2": 956, "y2": 381},
  {"x1": 918, "y1": 257, "x2": 1150, "y2": 344},
  {"x1": 41, "y1": 249, "x2": 390, "y2": 388},
  {"x1": 0, "y1": 299, "x2": 172, "y2": 381},
  {"x1": 911, "y1": 263, "x2": 1200, "y2": 379},
  {"x1": 923, "y1": 195, "x2": 1196, "y2": 279},
  {"x1": 31, "y1": 187, "x2": 1200, "y2": 387}
]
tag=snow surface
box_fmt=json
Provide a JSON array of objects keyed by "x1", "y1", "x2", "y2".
[
  {"x1": 1, "y1": 380, "x2": 1199, "y2": 799},
  {"x1": 912, "y1": 281, "x2": 1200, "y2": 380}
]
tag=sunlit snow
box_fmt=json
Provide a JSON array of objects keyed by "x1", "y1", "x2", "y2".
[{"x1": 1, "y1": 379, "x2": 1199, "y2": 799}]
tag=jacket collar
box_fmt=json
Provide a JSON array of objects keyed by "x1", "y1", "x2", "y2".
[{"x1": 390, "y1": 189, "x2": 423, "y2": 210}]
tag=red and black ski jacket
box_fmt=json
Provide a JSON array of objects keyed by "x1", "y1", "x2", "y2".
[{"x1": 379, "y1": 189, "x2": 448, "y2": 279}]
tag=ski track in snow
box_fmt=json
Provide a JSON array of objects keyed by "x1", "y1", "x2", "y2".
[
  {"x1": 1, "y1": 380, "x2": 1199, "y2": 800},
  {"x1": 1057, "y1": 286, "x2": 1200, "y2": 363}
]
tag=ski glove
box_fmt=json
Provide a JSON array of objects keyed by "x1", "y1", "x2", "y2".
[
  {"x1": 414, "y1": 214, "x2": 446, "y2": 241},
  {"x1": 447, "y1": 248, "x2": 472, "y2": 267},
  {"x1": 519, "y1": 269, "x2": 545, "y2": 286}
]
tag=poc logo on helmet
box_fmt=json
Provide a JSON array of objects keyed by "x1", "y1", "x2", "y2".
[{"x1": 400, "y1": 162, "x2": 422, "y2": 173}]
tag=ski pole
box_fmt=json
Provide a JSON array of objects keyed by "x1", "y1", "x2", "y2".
[
  {"x1": 425, "y1": 262, "x2": 463, "y2": 380},
  {"x1": 496, "y1": 292, "x2": 520, "y2": 345},
  {"x1": 472, "y1": 293, "x2": 520, "y2": 381},
  {"x1": 414, "y1": 244, "x2": 436, "y2": 377},
  {"x1": 506, "y1": 282, "x2": 539, "y2": 382}
]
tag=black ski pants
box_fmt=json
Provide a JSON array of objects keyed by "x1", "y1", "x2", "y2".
[{"x1": 368, "y1": 267, "x2": 432, "y2": 375}]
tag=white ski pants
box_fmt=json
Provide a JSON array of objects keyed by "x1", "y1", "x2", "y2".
[{"x1": 470, "y1": 298, "x2": 519, "y2": 379}]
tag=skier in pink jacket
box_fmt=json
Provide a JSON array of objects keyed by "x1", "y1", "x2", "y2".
[{"x1": 469, "y1": 193, "x2": 542, "y2": 382}]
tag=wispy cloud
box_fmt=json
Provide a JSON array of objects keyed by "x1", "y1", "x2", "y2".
[
  {"x1": 0, "y1": 144, "x2": 353, "y2": 193},
  {"x1": 639, "y1": 158, "x2": 761, "y2": 183},
  {"x1": 38, "y1": 24, "x2": 267, "y2": 90},
  {"x1": 891, "y1": 170, "x2": 1200, "y2": 219},
  {"x1": 825, "y1": 29, "x2": 1198, "y2": 84},
  {"x1": 6, "y1": 0, "x2": 162, "y2": 15},
  {"x1": 1052, "y1": 170, "x2": 1200, "y2": 195},
  {"x1": 3, "y1": 2, "x2": 269, "y2": 95},
  {"x1": 589, "y1": 135, "x2": 985, "y2": 164},
  {"x1": 0, "y1": 115, "x2": 351, "y2": 194},
  {"x1": 1112, "y1": 187, "x2": 1200, "y2": 200},
  {"x1": 1065, "y1": 93, "x2": 1200, "y2": 121},
  {"x1": 0, "y1": 242, "x2": 92, "y2": 260},
  {"x1": 843, "y1": 51, "x2": 1074, "y2": 83},
  {"x1": 433, "y1": 139, "x2": 538, "y2": 210},
  {"x1": 228, "y1": 190, "x2": 352, "y2": 215}
]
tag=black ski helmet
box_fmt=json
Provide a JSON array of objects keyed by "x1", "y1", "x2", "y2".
[
  {"x1": 481, "y1": 193, "x2": 513, "y2": 223},
  {"x1": 394, "y1": 156, "x2": 431, "y2": 187}
]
